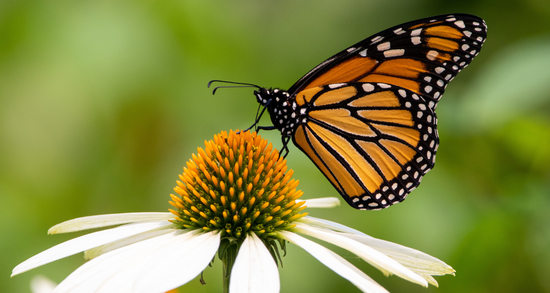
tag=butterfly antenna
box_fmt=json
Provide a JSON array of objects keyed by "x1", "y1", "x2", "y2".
[{"x1": 208, "y1": 80, "x2": 261, "y2": 95}]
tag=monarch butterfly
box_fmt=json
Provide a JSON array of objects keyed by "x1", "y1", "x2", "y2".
[{"x1": 210, "y1": 14, "x2": 487, "y2": 210}]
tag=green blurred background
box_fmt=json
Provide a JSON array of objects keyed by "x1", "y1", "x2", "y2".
[{"x1": 2, "y1": 0, "x2": 550, "y2": 292}]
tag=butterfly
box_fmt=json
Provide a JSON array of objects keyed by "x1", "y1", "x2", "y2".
[{"x1": 209, "y1": 14, "x2": 487, "y2": 210}]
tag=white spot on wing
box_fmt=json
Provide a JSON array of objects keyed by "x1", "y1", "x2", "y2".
[
  {"x1": 454, "y1": 20, "x2": 465, "y2": 28},
  {"x1": 383, "y1": 49, "x2": 405, "y2": 58},
  {"x1": 377, "y1": 42, "x2": 391, "y2": 51},
  {"x1": 393, "y1": 28, "x2": 405, "y2": 35},
  {"x1": 328, "y1": 83, "x2": 346, "y2": 89},
  {"x1": 371, "y1": 36, "x2": 384, "y2": 44},
  {"x1": 427, "y1": 50, "x2": 438, "y2": 61},
  {"x1": 411, "y1": 28, "x2": 423, "y2": 36},
  {"x1": 362, "y1": 84, "x2": 375, "y2": 92}
]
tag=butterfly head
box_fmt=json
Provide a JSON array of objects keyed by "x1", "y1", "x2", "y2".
[
  {"x1": 253, "y1": 88, "x2": 286, "y2": 106},
  {"x1": 254, "y1": 87, "x2": 301, "y2": 137}
]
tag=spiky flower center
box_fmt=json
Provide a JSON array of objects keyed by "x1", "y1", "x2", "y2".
[{"x1": 169, "y1": 130, "x2": 307, "y2": 240}]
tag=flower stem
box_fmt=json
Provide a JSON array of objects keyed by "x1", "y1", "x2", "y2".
[{"x1": 222, "y1": 242, "x2": 239, "y2": 293}]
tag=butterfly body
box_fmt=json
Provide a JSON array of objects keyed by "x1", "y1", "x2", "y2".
[
  {"x1": 254, "y1": 88, "x2": 299, "y2": 137},
  {"x1": 245, "y1": 14, "x2": 487, "y2": 210}
]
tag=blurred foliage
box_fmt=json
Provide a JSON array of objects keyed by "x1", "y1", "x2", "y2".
[{"x1": 1, "y1": 0, "x2": 550, "y2": 292}]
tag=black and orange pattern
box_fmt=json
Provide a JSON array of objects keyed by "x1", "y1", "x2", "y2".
[{"x1": 251, "y1": 14, "x2": 487, "y2": 210}]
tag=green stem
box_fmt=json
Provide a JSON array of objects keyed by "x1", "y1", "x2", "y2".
[{"x1": 222, "y1": 243, "x2": 238, "y2": 293}]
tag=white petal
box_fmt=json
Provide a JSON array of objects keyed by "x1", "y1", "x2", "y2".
[
  {"x1": 54, "y1": 230, "x2": 193, "y2": 293},
  {"x1": 12, "y1": 221, "x2": 174, "y2": 276},
  {"x1": 296, "y1": 197, "x2": 341, "y2": 208},
  {"x1": 279, "y1": 231, "x2": 389, "y2": 293},
  {"x1": 294, "y1": 223, "x2": 427, "y2": 287},
  {"x1": 31, "y1": 275, "x2": 56, "y2": 293},
  {"x1": 230, "y1": 233, "x2": 280, "y2": 293},
  {"x1": 84, "y1": 228, "x2": 174, "y2": 260},
  {"x1": 66, "y1": 230, "x2": 219, "y2": 293},
  {"x1": 299, "y1": 217, "x2": 454, "y2": 284},
  {"x1": 420, "y1": 274, "x2": 440, "y2": 287},
  {"x1": 49, "y1": 213, "x2": 174, "y2": 234},
  {"x1": 133, "y1": 230, "x2": 221, "y2": 293},
  {"x1": 344, "y1": 233, "x2": 455, "y2": 277},
  {"x1": 299, "y1": 216, "x2": 368, "y2": 235}
]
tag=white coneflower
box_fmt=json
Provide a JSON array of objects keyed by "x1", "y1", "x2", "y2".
[{"x1": 12, "y1": 130, "x2": 454, "y2": 293}]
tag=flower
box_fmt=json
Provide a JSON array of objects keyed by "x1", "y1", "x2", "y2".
[{"x1": 12, "y1": 130, "x2": 454, "y2": 293}]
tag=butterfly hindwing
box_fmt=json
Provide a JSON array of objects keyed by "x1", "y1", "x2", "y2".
[{"x1": 292, "y1": 82, "x2": 438, "y2": 209}]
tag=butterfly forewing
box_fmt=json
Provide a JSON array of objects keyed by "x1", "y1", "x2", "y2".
[
  {"x1": 293, "y1": 82, "x2": 438, "y2": 209},
  {"x1": 289, "y1": 14, "x2": 487, "y2": 108}
]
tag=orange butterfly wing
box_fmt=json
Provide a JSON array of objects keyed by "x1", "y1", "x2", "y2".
[{"x1": 289, "y1": 14, "x2": 487, "y2": 209}]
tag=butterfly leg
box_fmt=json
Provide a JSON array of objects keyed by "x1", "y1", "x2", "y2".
[
  {"x1": 256, "y1": 126, "x2": 277, "y2": 131},
  {"x1": 280, "y1": 136, "x2": 291, "y2": 158},
  {"x1": 242, "y1": 101, "x2": 271, "y2": 133}
]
